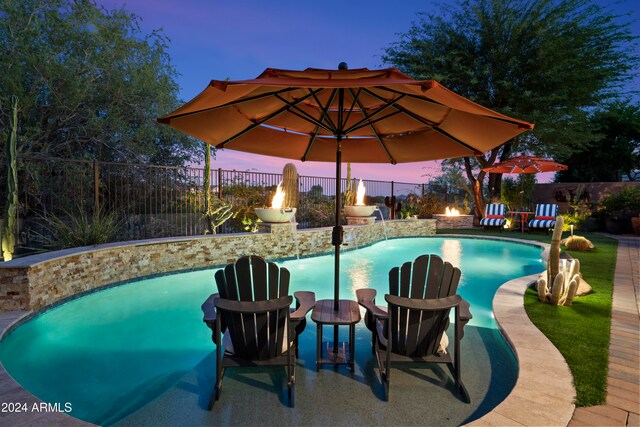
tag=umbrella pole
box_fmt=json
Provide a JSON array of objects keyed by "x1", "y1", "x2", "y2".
[
  {"x1": 332, "y1": 139, "x2": 343, "y2": 312},
  {"x1": 332, "y1": 87, "x2": 345, "y2": 312},
  {"x1": 331, "y1": 87, "x2": 346, "y2": 356}
]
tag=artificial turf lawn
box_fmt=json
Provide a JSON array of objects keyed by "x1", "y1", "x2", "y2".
[{"x1": 437, "y1": 228, "x2": 617, "y2": 406}]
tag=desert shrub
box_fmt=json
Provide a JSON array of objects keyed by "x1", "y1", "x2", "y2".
[
  {"x1": 599, "y1": 186, "x2": 640, "y2": 219},
  {"x1": 563, "y1": 236, "x2": 593, "y2": 251},
  {"x1": 419, "y1": 193, "x2": 446, "y2": 218},
  {"x1": 561, "y1": 200, "x2": 593, "y2": 231},
  {"x1": 500, "y1": 175, "x2": 536, "y2": 211},
  {"x1": 32, "y1": 206, "x2": 121, "y2": 250}
]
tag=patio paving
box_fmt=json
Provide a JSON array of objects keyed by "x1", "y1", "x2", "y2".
[
  {"x1": 569, "y1": 235, "x2": 640, "y2": 427},
  {"x1": 0, "y1": 234, "x2": 637, "y2": 426}
]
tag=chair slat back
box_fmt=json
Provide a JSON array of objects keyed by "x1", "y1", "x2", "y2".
[
  {"x1": 535, "y1": 203, "x2": 558, "y2": 219},
  {"x1": 387, "y1": 254, "x2": 461, "y2": 357},
  {"x1": 485, "y1": 203, "x2": 506, "y2": 217},
  {"x1": 214, "y1": 256, "x2": 291, "y2": 360}
]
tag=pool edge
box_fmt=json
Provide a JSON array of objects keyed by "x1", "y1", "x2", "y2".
[
  {"x1": 0, "y1": 235, "x2": 575, "y2": 426},
  {"x1": 466, "y1": 272, "x2": 576, "y2": 426}
]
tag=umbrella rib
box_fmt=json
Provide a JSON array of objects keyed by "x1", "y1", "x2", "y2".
[
  {"x1": 341, "y1": 88, "x2": 361, "y2": 134},
  {"x1": 346, "y1": 110, "x2": 404, "y2": 134},
  {"x1": 301, "y1": 89, "x2": 339, "y2": 161},
  {"x1": 346, "y1": 88, "x2": 396, "y2": 164},
  {"x1": 365, "y1": 93, "x2": 483, "y2": 155},
  {"x1": 377, "y1": 86, "x2": 532, "y2": 129},
  {"x1": 301, "y1": 132, "x2": 319, "y2": 162},
  {"x1": 343, "y1": 92, "x2": 408, "y2": 134},
  {"x1": 408, "y1": 110, "x2": 483, "y2": 155},
  {"x1": 309, "y1": 88, "x2": 338, "y2": 131},
  {"x1": 216, "y1": 90, "x2": 320, "y2": 148},
  {"x1": 275, "y1": 91, "x2": 336, "y2": 134},
  {"x1": 159, "y1": 87, "x2": 299, "y2": 122},
  {"x1": 362, "y1": 87, "x2": 482, "y2": 153},
  {"x1": 361, "y1": 87, "x2": 438, "y2": 127}
]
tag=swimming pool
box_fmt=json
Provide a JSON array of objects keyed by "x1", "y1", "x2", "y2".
[{"x1": 0, "y1": 237, "x2": 545, "y2": 425}]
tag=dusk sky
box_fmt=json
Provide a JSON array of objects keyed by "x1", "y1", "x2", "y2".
[{"x1": 97, "y1": 0, "x2": 639, "y2": 184}]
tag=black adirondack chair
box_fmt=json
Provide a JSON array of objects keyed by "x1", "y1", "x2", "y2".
[
  {"x1": 356, "y1": 254, "x2": 472, "y2": 402},
  {"x1": 201, "y1": 255, "x2": 315, "y2": 408}
]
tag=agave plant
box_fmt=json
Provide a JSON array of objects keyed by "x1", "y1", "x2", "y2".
[{"x1": 32, "y1": 206, "x2": 122, "y2": 250}]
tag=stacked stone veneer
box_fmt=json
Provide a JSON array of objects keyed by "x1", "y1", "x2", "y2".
[
  {"x1": 0, "y1": 219, "x2": 435, "y2": 311},
  {"x1": 432, "y1": 214, "x2": 474, "y2": 229}
]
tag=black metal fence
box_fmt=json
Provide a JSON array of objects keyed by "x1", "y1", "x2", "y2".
[{"x1": 12, "y1": 157, "x2": 428, "y2": 256}]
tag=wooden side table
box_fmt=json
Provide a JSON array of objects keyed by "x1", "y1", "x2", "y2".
[{"x1": 311, "y1": 299, "x2": 361, "y2": 373}]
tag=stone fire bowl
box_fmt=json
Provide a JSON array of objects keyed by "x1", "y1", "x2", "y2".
[
  {"x1": 344, "y1": 205, "x2": 376, "y2": 217},
  {"x1": 255, "y1": 208, "x2": 297, "y2": 223}
]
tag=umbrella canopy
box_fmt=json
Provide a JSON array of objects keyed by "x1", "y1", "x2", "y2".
[
  {"x1": 159, "y1": 67, "x2": 533, "y2": 163},
  {"x1": 482, "y1": 154, "x2": 567, "y2": 174},
  {"x1": 483, "y1": 154, "x2": 567, "y2": 211},
  {"x1": 159, "y1": 65, "x2": 534, "y2": 310}
]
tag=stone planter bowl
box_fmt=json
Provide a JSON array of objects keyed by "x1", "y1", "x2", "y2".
[
  {"x1": 255, "y1": 208, "x2": 296, "y2": 223},
  {"x1": 344, "y1": 205, "x2": 376, "y2": 217}
]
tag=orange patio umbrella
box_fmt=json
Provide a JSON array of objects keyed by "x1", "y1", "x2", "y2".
[
  {"x1": 158, "y1": 64, "x2": 534, "y2": 310},
  {"x1": 482, "y1": 154, "x2": 568, "y2": 174},
  {"x1": 483, "y1": 154, "x2": 567, "y2": 210}
]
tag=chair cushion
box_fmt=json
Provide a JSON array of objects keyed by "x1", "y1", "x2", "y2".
[
  {"x1": 375, "y1": 319, "x2": 449, "y2": 356},
  {"x1": 529, "y1": 219, "x2": 556, "y2": 229},
  {"x1": 480, "y1": 217, "x2": 506, "y2": 227}
]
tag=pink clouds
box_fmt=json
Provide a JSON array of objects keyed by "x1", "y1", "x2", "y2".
[{"x1": 208, "y1": 149, "x2": 440, "y2": 184}]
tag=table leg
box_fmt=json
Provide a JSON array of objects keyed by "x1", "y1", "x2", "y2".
[
  {"x1": 333, "y1": 325, "x2": 339, "y2": 368},
  {"x1": 349, "y1": 324, "x2": 355, "y2": 373},
  {"x1": 316, "y1": 323, "x2": 321, "y2": 371}
]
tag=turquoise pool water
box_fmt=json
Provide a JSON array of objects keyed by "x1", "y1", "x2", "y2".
[{"x1": 0, "y1": 237, "x2": 545, "y2": 425}]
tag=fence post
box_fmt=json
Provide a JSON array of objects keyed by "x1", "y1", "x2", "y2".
[
  {"x1": 422, "y1": 183, "x2": 425, "y2": 198},
  {"x1": 93, "y1": 160, "x2": 100, "y2": 214},
  {"x1": 391, "y1": 181, "x2": 395, "y2": 200},
  {"x1": 218, "y1": 168, "x2": 223, "y2": 199}
]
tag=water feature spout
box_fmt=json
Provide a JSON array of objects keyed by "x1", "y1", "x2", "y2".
[
  {"x1": 373, "y1": 207, "x2": 388, "y2": 241},
  {"x1": 289, "y1": 215, "x2": 300, "y2": 259},
  {"x1": 343, "y1": 229, "x2": 359, "y2": 249}
]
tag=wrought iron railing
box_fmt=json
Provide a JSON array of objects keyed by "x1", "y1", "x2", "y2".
[{"x1": 12, "y1": 157, "x2": 426, "y2": 256}]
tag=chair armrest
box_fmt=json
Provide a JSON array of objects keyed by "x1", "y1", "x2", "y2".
[
  {"x1": 356, "y1": 288, "x2": 388, "y2": 320},
  {"x1": 459, "y1": 298, "x2": 472, "y2": 322},
  {"x1": 291, "y1": 291, "x2": 316, "y2": 321},
  {"x1": 201, "y1": 293, "x2": 219, "y2": 323},
  {"x1": 202, "y1": 293, "x2": 220, "y2": 345}
]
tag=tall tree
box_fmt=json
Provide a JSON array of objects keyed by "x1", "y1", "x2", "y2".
[
  {"x1": 556, "y1": 101, "x2": 640, "y2": 182},
  {"x1": 384, "y1": 0, "x2": 638, "y2": 217},
  {"x1": 0, "y1": 0, "x2": 199, "y2": 165}
]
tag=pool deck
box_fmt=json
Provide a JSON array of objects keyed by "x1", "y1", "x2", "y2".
[
  {"x1": 0, "y1": 234, "x2": 637, "y2": 426},
  {"x1": 569, "y1": 235, "x2": 639, "y2": 427}
]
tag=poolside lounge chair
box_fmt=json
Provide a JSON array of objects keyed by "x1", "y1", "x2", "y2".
[
  {"x1": 479, "y1": 203, "x2": 507, "y2": 230},
  {"x1": 528, "y1": 204, "x2": 559, "y2": 233},
  {"x1": 201, "y1": 255, "x2": 315, "y2": 408},
  {"x1": 356, "y1": 254, "x2": 471, "y2": 402}
]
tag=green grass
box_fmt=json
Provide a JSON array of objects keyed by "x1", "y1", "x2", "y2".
[{"x1": 437, "y1": 228, "x2": 617, "y2": 406}]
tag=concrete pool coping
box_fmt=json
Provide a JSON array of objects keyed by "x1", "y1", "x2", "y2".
[{"x1": 0, "y1": 234, "x2": 576, "y2": 426}]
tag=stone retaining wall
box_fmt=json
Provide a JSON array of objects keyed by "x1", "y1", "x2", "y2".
[
  {"x1": 432, "y1": 214, "x2": 474, "y2": 229},
  {"x1": 0, "y1": 219, "x2": 436, "y2": 311}
]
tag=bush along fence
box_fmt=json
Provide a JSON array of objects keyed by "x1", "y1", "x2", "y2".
[{"x1": 4, "y1": 157, "x2": 429, "y2": 257}]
